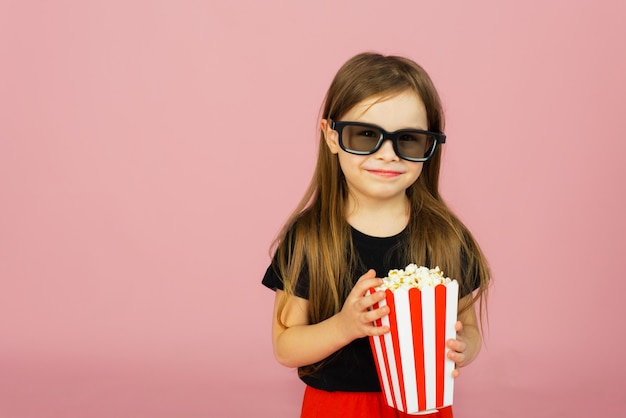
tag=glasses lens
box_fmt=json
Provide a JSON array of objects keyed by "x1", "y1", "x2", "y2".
[
  {"x1": 396, "y1": 131, "x2": 436, "y2": 160},
  {"x1": 341, "y1": 124, "x2": 382, "y2": 153}
]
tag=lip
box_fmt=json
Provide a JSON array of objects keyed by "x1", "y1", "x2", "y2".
[{"x1": 366, "y1": 169, "x2": 404, "y2": 178}]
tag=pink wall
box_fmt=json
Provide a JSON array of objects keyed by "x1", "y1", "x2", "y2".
[{"x1": 1, "y1": 1, "x2": 625, "y2": 417}]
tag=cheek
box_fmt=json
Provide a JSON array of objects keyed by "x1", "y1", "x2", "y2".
[
  {"x1": 410, "y1": 162, "x2": 424, "y2": 175},
  {"x1": 336, "y1": 152, "x2": 361, "y2": 173},
  {"x1": 407, "y1": 163, "x2": 424, "y2": 184}
]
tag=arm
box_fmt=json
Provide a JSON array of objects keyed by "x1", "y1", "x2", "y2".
[
  {"x1": 271, "y1": 269, "x2": 390, "y2": 368},
  {"x1": 446, "y1": 294, "x2": 482, "y2": 377}
]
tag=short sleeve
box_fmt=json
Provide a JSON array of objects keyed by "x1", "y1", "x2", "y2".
[
  {"x1": 459, "y1": 244, "x2": 482, "y2": 298},
  {"x1": 261, "y1": 261, "x2": 284, "y2": 291},
  {"x1": 261, "y1": 254, "x2": 310, "y2": 299}
]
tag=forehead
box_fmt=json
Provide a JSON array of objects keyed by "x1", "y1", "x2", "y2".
[{"x1": 341, "y1": 90, "x2": 428, "y2": 130}]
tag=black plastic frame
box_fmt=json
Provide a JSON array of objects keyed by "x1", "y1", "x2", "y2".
[{"x1": 331, "y1": 120, "x2": 446, "y2": 162}]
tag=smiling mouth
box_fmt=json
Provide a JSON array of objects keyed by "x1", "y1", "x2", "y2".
[{"x1": 367, "y1": 169, "x2": 403, "y2": 177}]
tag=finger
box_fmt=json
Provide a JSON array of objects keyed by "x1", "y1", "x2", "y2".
[
  {"x1": 452, "y1": 369, "x2": 460, "y2": 378},
  {"x1": 353, "y1": 277, "x2": 385, "y2": 298},
  {"x1": 360, "y1": 289, "x2": 387, "y2": 309},
  {"x1": 354, "y1": 290, "x2": 389, "y2": 316},
  {"x1": 367, "y1": 323, "x2": 390, "y2": 336},
  {"x1": 447, "y1": 349, "x2": 465, "y2": 364},
  {"x1": 455, "y1": 321, "x2": 463, "y2": 332},
  {"x1": 447, "y1": 338, "x2": 466, "y2": 353},
  {"x1": 356, "y1": 269, "x2": 377, "y2": 283},
  {"x1": 361, "y1": 304, "x2": 390, "y2": 323},
  {"x1": 362, "y1": 309, "x2": 391, "y2": 335}
]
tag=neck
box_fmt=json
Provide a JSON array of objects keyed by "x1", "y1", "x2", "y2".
[{"x1": 345, "y1": 194, "x2": 409, "y2": 238}]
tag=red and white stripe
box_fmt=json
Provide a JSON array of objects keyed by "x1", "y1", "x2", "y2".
[{"x1": 369, "y1": 281, "x2": 459, "y2": 414}]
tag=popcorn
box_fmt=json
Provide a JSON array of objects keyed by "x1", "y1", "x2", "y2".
[
  {"x1": 369, "y1": 264, "x2": 458, "y2": 414},
  {"x1": 378, "y1": 264, "x2": 452, "y2": 291}
]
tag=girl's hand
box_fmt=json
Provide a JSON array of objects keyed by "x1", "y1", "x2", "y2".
[
  {"x1": 446, "y1": 321, "x2": 467, "y2": 377},
  {"x1": 336, "y1": 269, "x2": 390, "y2": 342},
  {"x1": 446, "y1": 318, "x2": 481, "y2": 377}
]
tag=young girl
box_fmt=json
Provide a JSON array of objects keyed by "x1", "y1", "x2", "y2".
[{"x1": 262, "y1": 52, "x2": 490, "y2": 418}]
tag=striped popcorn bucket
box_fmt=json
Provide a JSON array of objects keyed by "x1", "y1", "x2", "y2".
[{"x1": 369, "y1": 281, "x2": 459, "y2": 414}]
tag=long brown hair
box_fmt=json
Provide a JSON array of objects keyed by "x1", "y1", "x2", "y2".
[{"x1": 272, "y1": 52, "x2": 490, "y2": 370}]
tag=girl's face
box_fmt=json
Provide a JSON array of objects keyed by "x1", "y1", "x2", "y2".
[{"x1": 323, "y1": 90, "x2": 427, "y2": 207}]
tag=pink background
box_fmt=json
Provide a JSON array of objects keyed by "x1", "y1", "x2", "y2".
[{"x1": 1, "y1": 1, "x2": 625, "y2": 417}]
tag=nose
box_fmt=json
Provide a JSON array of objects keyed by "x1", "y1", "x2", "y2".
[{"x1": 374, "y1": 138, "x2": 399, "y2": 161}]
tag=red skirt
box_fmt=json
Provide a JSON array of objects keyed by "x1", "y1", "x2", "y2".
[{"x1": 301, "y1": 386, "x2": 453, "y2": 418}]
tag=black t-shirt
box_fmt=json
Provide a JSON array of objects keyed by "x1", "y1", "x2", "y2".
[
  {"x1": 261, "y1": 226, "x2": 478, "y2": 392},
  {"x1": 262, "y1": 226, "x2": 408, "y2": 392}
]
